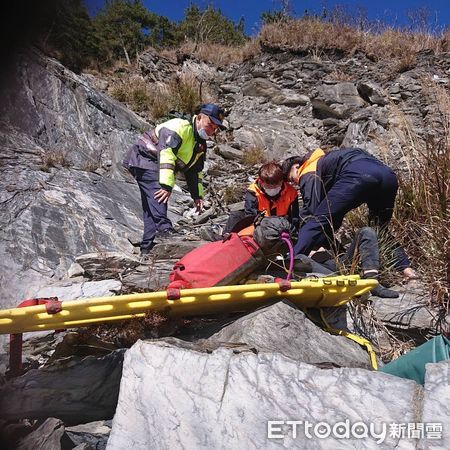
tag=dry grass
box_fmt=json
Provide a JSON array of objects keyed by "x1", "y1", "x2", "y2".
[
  {"x1": 259, "y1": 17, "x2": 449, "y2": 63},
  {"x1": 325, "y1": 69, "x2": 355, "y2": 82},
  {"x1": 39, "y1": 150, "x2": 71, "y2": 171},
  {"x1": 110, "y1": 73, "x2": 205, "y2": 119},
  {"x1": 222, "y1": 185, "x2": 246, "y2": 204},
  {"x1": 242, "y1": 146, "x2": 267, "y2": 166},
  {"x1": 160, "y1": 40, "x2": 261, "y2": 66}
]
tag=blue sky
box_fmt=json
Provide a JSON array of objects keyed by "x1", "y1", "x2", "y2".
[{"x1": 86, "y1": 1, "x2": 450, "y2": 35}]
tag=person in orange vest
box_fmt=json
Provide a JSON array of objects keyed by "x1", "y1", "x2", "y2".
[
  {"x1": 282, "y1": 147, "x2": 416, "y2": 279},
  {"x1": 245, "y1": 160, "x2": 299, "y2": 224},
  {"x1": 220, "y1": 161, "x2": 299, "y2": 237}
]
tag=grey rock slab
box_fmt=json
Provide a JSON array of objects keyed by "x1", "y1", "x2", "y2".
[
  {"x1": 107, "y1": 339, "x2": 420, "y2": 449},
  {"x1": 16, "y1": 417, "x2": 73, "y2": 450},
  {"x1": 273, "y1": 92, "x2": 309, "y2": 106},
  {"x1": 372, "y1": 289, "x2": 437, "y2": 335},
  {"x1": 121, "y1": 259, "x2": 176, "y2": 292},
  {"x1": 0, "y1": 350, "x2": 125, "y2": 425},
  {"x1": 31, "y1": 279, "x2": 122, "y2": 300},
  {"x1": 0, "y1": 49, "x2": 148, "y2": 309},
  {"x1": 313, "y1": 82, "x2": 366, "y2": 119},
  {"x1": 207, "y1": 301, "x2": 372, "y2": 369},
  {"x1": 420, "y1": 359, "x2": 450, "y2": 449},
  {"x1": 76, "y1": 252, "x2": 140, "y2": 280},
  {"x1": 68, "y1": 262, "x2": 85, "y2": 278},
  {"x1": 216, "y1": 144, "x2": 244, "y2": 160},
  {"x1": 242, "y1": 77, "x2": 280, "y2": 99},
  {"x1": 357, "y1": 81, "x2": 388, "y2": 106},
  {"x1": 67, "y1": 420, "x2": 111, "y2": 450}
]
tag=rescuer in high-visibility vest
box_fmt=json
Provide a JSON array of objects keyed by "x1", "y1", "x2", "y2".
[{"x1": 123, "y1": 104, "x2": 226, "y2": 257}]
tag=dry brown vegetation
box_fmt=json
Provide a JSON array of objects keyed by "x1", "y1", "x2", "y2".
[
  {"x1": 392, "y1": 84, "x2": 449, "y2": 320},
  {"x1": 160, "y1": 40, "x2": 261, "y2": 67},
  {"x1": 111, "y1": 73, "x2": 209, "y2": 119},
  {"x1": 259, "y1": 18, "x2": 449, "y2": 62},
  {"x1": 39, "y1": 150, "x2": 71, "y2": 171},
  {"x1": 242, "y1": 146, "x2": 267, "y2": 166}
]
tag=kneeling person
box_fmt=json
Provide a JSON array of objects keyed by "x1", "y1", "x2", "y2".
[{"x1": 223, "y1": 161, "x2": 299, "y2": 236}]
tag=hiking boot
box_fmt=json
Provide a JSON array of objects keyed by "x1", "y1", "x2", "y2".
[
  {"x1": 139, "y1": 244, "x2": 155, "y2": 262},
  {"x1": 370, "y1": 284, "x2": 399, "y2": 298}
]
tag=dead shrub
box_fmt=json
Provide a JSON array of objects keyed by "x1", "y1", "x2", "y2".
[
  {"x1": 172, "y1": 40, "x2": 261, "y2": 66},
  {"x1": 222, "y1": 185, "x2": 246, "y2": 204},
  {"x1": 111, "y1": 73, "x2": 206, "y2": 119},
  {"x1": 242, "y1": 146, "x2": 267, "y2": 166},
  {"x1": 39, "y1": 150, "x2": 71, "y2": 171}
]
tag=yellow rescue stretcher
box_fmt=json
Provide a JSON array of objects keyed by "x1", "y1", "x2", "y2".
[{"x1": 0, "y1": 275, "x2": 376, "y2": 335}]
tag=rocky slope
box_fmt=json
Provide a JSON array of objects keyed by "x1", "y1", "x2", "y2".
[{"x1": 0, "y1": 45, "x2": 449, "y2": 449}]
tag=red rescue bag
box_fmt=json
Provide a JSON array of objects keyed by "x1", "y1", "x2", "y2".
[{"x1": 167, "y1": 233, "x2": 263, "y2": 290}]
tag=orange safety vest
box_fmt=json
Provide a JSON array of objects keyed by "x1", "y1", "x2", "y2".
[
  {"x1": 247, "y1": 180, "x2": 298, "y2": 217},
  {"x1": 296, "y1": 148, "x2": 325, "y2": 179}
]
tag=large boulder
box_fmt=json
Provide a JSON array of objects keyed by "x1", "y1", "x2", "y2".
[
  {"x1": 15, "y1": 418, "x2": 74, "y2": 450},
  {"x1": 312, "y1": 82, "x2": 366, "y2": 119},
  {"x1": 421, "y1": 359, "x2": 450, "y2": 448},
  {"x1": 207, "y1": 301, "x2": 372, "y2": 369},
  {"x1": 107, "y1": 339, "x2": 421, "y2": 449},
  {"x1": 0, "y1": 350, "x2": 125, "y2": 425}
]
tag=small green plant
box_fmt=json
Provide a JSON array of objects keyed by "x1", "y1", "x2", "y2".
[{"x1": 242, "y1": 146, "x2": 267, "y2": 166}]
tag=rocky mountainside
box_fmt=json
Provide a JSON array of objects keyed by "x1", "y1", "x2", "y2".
[
  {"x1": 0, "y1": 45, "x2": 449, "y2": 449},
  {"x1": 1, "y1": 47, "x2": 449, "y2": 309}
]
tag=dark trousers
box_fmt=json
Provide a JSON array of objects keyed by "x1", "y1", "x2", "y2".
[
  {"x1": 321, "y1": 227, "x2": 379, "y2": 273},
  {"x1": 131, "y1": 168, "x2": 173, "y2": 252},
  {"x1": 294, "y1": 158, "x2": 410, "y2": 269}
]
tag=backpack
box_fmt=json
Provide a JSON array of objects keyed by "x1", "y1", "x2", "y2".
[
  {"x1": 167, "y1": 233, "x2": 264, "y2": 290},
  {"x1": 166, "y1": 217, "x2": 293, "y2": 290}
]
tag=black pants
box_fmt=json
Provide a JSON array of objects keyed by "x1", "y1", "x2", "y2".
[{"x1": 130, "y1": 167, "x2": 173, "y2": 252}]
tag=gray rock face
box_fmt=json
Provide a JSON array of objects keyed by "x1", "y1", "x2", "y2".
[
  {"x1": 66, "y1": 420, "x2": 111, "y2": 450},
  {"x1": 15, "y1": 418, "x2": 72, "y2": 450},
  {"x1": 207, "y1": 301, "x2": 372, "y2": 369},
  {"x1": 0, "y1": 350, "x2": 125, "y2": 425},
  {"x1": 107, "y1": 340, "x2": 420, "y2": 449},
  {"x1": 357, "y1": 81, "x2": 388, "y2": 105},
  {"x1": 0, "y1": 48, "x2": 149, "y2": 309},
  {"x1": 421, "y1": 359, "x2": 450, "y2": 449},
  {"x1": 313, "y1": 82, "x2": 366, "y2": 119},
  {"x1": 31, "y1": 278, "x2": 122, "y2": 300}
]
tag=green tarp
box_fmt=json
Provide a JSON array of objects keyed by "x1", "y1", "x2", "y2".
[{"x1": 380, "y1": 335, "x2": 450, "y2": 384}]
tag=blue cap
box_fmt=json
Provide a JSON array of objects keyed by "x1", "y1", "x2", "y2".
[{"x1": 199, "y1": 104, "x2": 226, "y2": 130}]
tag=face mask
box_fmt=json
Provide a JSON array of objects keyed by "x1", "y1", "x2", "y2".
[
  {"x1": 197, "y1": 128, "x2": 210, "y2": 140},
  {"x1": 264, "y1": 186, "x2": 282, "y2": 197}
]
